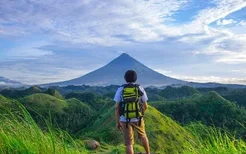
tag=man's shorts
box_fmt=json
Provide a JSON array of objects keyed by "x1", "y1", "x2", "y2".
[{"x1": 120, "y1": 120, "x2": 147, "y2": 146}]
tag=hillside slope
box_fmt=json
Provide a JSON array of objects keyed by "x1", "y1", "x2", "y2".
[
  {"x1": 160, "y1": 86, "x2": 200, "y2": 99},
  {"x1": 0, "y1": 94, "x2": 8, "y2": 103},
  {"x1": 223, "y1": 88, "x2": 246, "y2": 107},
  {"x1": 151, "y1": 91, "x2": 246, "y2": 136},
  {"x1": 19, "y1": 94, "x2": 95, "y2": 133},
  {"x1": 82, "y1": 102, "x2": 194, "y2": 153}
]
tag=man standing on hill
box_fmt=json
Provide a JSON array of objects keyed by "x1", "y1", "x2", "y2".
[{"x1": 114, "y1": 70, "x2": 150, "y2": 154}]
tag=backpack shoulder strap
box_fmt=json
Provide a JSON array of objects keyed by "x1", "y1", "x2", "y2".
[
  {"x1": 121, "y1": 84, "x2": 127, "y2": 87},
  {"x1": 122, "y1": 83, "x2": 143, "y2": 96},
  {"x1": 135, "y1": 84, "x2": 143, "y2": 96}
]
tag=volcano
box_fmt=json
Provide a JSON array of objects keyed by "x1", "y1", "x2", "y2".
[{"x1": 45, "y1": 53, "x2": 186, "y2": 87}]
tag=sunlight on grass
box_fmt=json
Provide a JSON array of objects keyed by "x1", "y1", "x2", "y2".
[
  {"x1": 0, "y1": 103, "x2": 245, "y2": 154},
  {"x1": 0, "y1": 104, "x2": 87, "y2": 154},
  {"x1": 184, "y1": 123, "x2": 246, "y2": 154}
]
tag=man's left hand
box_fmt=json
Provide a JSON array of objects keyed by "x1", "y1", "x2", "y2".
[{"x1": 117, "y1": 122, "x2": 122, "y2": 131}]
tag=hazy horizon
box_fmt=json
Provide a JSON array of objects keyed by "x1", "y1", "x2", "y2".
[{"x1": 0, "y1": 0, "x2": 246, "y2": 85}]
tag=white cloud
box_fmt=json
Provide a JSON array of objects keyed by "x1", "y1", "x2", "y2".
[
  {"x1": 178, "y1": 27, "x2": 230, "y2": 44},
  {"x1": 216, "y1": 52, "x2": 246, "y2": 64},
  {"x1": 165, "y1": 0, "x2": 246, "y2": 62},
  {"x1": 230, "y1": 69, "x2": 246, "y2": 73},
  {"x1": 0, "y1": 82, "x2": 6, "y2": 85},
  {"x1": 217, "y1": 19, "x2": 237, "y2": 25},
  {"x1": 238, "y1": 20, "x2": 246, "y2": 26},
  {"x1": 195, "y1": 34, "x2": 246, "y2": 63},
  {"x1": 1, "y1": 0, "x2": 246, "y2": 84},
  {"x1": 155, "y1": 66, "x2": 246, "y2": 85},
  {"x1": 2, "y1": 41, "x2": 53, "y2": 60},
  {"x1": 0, "y1": 0, "x2": 245, "y2": 44},
  {"x1": 155, "y1": 69, "x2": 173, "y2": 75},
  {"x1": 191, "y1": 0, "x2": 246, "y2": 26},
  {"x1": 162, "y1": 73, "x2": 246, "y2": 85},
  {"x1": 0, "y1": 65, "x2": 91, "y2": 85},
  {"x1": 183, "y1": 75, "x2": 246, "y2": 85},
  {"x1": 179, "y1": 25, "x2": 246, "y2": 64},
  {"x1": 0, "y1": 27, "x2": 3, "y2": 34},
  {"x1": 0, "y1": 0, "x2": 189, "y2": 44}
]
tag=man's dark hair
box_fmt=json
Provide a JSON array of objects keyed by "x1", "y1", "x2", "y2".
[{"x1": 124, "y1": 70, "x2": 137, "y2": 82}]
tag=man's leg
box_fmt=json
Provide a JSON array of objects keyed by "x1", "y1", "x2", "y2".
[
  {"x1": 140, "y1": 136, "x2": 150, "y2": 154},
  {"x1": 126, "y1": 144, "x2": 134, "y2": 154},
  {"x1": 133, "y1": 120, "x2": 150, "y2": 154},
  {"x1": 120, "y1": 122, "x2": 135, "y2": 154}
]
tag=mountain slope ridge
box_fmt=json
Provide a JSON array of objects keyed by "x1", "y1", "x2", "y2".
[
  {"x1": 44, "y1": 53, "x2": 186, "y2": 86},
  {"x1": 0, "y1": 76, "x2": 25, "y2": 88}
]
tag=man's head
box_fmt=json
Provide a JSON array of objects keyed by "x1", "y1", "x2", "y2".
[{"x1": 124, "y1": 70, "x2": 137, "y2": 83}]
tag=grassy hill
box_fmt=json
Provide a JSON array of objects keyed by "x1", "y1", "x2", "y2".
[
  {"x1": 0, "y1": 86, "x2": 66, "y2": 100},
  {"x1": 45, "y1": 88, "x2": 64, "y2": 100},
  {"x1": 151, "y1": 91, "x2": 246, "y2": 137},
  {"x1": 0, "y1": 86, "x2": 42, "y2": 99},
  {"x1": 1, "y1": 89, "x2": 246, "y2": 153},
  {"x1": 65, "y1": 98, "x2": 95, "y2": 132},
  {"x1": 196, "y1": 87, "x2": 230, "y2": 95},
  {"x1": 0, "y1": 104, "x2": 88, "y2": 154},
  {"x1": 65, "y1": 92, "x2": 110, "y2": 111},
  {"x1": 159, "y1": 86, "x2": 200, "y2": 99},
  {"x1": 0, "y1": 94, "x2": 8, "y2": 103},
  {"x1": 0, "y1": 94, "x2": 22, "y2": 113},
  {"x1": 19, "y1": 94, "x2": 95, "y2": 133},
  {"x1": 0, "y1": 103, "x2": 245, "y2": 154},
  {"x1": 20, "y1": 93, "x2": 67, "y2": 115},
  {"x1": 81, "y1": 102, "x2": 195, "y2": 153},
  {"x1": 223, "y1": 88, "x2": 246, "y2": 107}
]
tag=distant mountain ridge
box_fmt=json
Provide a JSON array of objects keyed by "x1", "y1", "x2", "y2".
[
  {"x1": 42, "y1": 53, "x2": 246, "y2": 88},
  {"x1": 0, "y1": 76, "x2": 25, "y2": 88},
  {"x1": 44, "y1": 53, "x2": 186, "y2": 87}
]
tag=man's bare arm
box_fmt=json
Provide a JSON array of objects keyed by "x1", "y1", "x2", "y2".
[
  {"x1": 142, "y1": 101, "x2": 148, "y2": 112},
  {"x1": 115, "y1": 102, "x2": 122, "y2": 130}
]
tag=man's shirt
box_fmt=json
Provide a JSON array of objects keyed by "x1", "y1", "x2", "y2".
[{"x1": 114, "y1": 84, "x2": 148, "y2": 122}]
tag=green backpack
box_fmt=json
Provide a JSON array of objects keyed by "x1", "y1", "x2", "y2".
[{"x1": 120, "y1": 84, "x2": 143, "y2": 127}]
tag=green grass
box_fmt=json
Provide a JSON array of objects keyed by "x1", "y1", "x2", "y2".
[
  {"x1": 184, "y1": 123, "x2": 246, "y2": 154},
  {"x1": 150, "y1": 91, "x2": 246, "y2": 137},
  {"x1": 0, "y1": 103, "x2": 136, "y2": 154},
  {"x1": 81, "y1": 104, "x2": 196, "y2": 153},
  {"x1": 0, "y1": 104, "x2": 87, "y2": 154},
  {"x1": 20, "y1": 93, "x2": 68, "y2": 115},
  {"x1": 0, "y1": 94, "x2": 8, "y2": 103},
  {"x1": 0, "y1": 102, "x2": 245, "y2": 154}
]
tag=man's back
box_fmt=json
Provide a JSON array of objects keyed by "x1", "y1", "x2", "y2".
[
  {"x1": 114, "y1": 83, "x2": 148, "y2": 123},
  {"x1": 114, "y1": 70, "x2": 150, "y2": 154}
]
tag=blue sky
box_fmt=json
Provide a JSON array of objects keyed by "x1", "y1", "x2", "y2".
[{"x1": 0, "y1": 0, "x2": 246, "y2": 85}]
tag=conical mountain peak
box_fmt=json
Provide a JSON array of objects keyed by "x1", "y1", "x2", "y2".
[
  {"x1": 119, "y1": 53, "x2": 131, "y2": 58},
  {"x1": 109, "y1": 53, "x2": 139, "y2": 66},
  {"x1": 44, "y1": 53, "x2": 186, "y2": 87},
  {"x1": 115, "y1": 53, "x2": 135, "y2": 61},
  {"x1": 42, "y1": 53, "x2": 246, "y2": 88}
]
